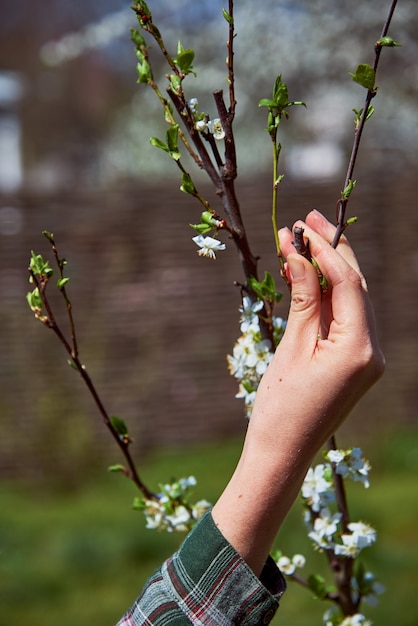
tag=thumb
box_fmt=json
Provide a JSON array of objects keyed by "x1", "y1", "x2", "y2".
[{"x1": 282, "y1": 254, "x2": 322, "y2": 352}]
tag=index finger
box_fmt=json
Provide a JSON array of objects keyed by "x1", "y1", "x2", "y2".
[{"x1": 304, "y1": 210, "x2": 364, "y2": 283}]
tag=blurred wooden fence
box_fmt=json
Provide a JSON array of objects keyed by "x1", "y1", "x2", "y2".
[{"x1": 1, "y1": 173, "x2": 417, "y2": 483}]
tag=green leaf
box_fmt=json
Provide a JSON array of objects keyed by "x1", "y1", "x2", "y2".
[
  {"x1": 149, "y1": 136, "x2": 168, "y2": 152},
  {"x1": 189, "y1": 222, "x2": 212, "y2": 235},
  {"x1": 108, "y1": 464, "x2": 126, "y2": 473},
  {"x1": 166, "y1": 124, "x2": 179, "y2": 153},
  {"x1": 180, "y1": 172, "x2": 196, "y2": 195},
  {"x1": 136, "y1": 52, "x2": 152, "y2": 84},
  {"x1": 349, "y1": 64, "x2": 376, "y2": 91},
  {"x1": 176, "y1": 48, "x2": 195, "y2": 73},
  {"x1": 169, "y1": 74, "x2": 182, "y2": 95},
  {"x1": 57, "y1": 277, "x2": 70, "y2": 290},
  {"x1": 26, "y1": 288, "x2": 42, "y2": 311},
  {"x1": 258, "y1": 98, "x2": 277, "y2": 109},
  {"x1": 341, "y1": 179, "x2": 356, "y2": 199},
  {"x1": 132, "y1": 497, "x2": 147, "y2": 510},
  {"x1": 29, "y1": 251, "x2": 54, "y2": 278},
  {"x1": 130, "y1": 28, "x2": 146, "y2": 48},
  {"x1": 346, "y1": 216, "x2": 358, "y2": 225},
  {"x1": 110, "y1": 416, "x2": 129, "y2": 437},
  {"x1": 377, "y1": 36, "x2": 401, "y2": 47},
  {"x1": 201, "y1": 211, "x2": 216, "y2": 225},
  {"x1": 307, "y1": 574, "x2": 328, "y2": 600},
  {"x1": 273, "y1": 75, "x2": 289, "y2": 109},
  {"x1": 42, "y1": 230, "x2": 54, "y2": 242},
  {"x1": 222, "y1": 8, "x2": 234, "y2": 25},
  {"x1": 248, "y1": 271, "x2": 281, "y2": 303},
  {"x1": 166, "y1": 125, "x2": 181, "y2": 161}
]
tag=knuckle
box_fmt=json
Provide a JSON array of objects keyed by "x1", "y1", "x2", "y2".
[{"x1": 290, "y1": 291, "x2": 316, "y2": 313}]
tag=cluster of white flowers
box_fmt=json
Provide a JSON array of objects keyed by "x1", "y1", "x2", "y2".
[
  {"x1": 134, "y1": 476, "x2": 211, "y2": 533},
  {"x1": 275, "y1": 552, "x2": 306, "y2": 576},
  {"x1": 325, "y1": 448, "x2": 371, "y2": 488},
  {"x1": 302, "y1": 455, "x2": 377, "y2": 557},
  {"x1": 334, "y1": 522, "x2": 377, "y2": 558},
  {"x1": 188, "y1": 98, "x2": 225, "y2": 140},
  {"x1": 227, "y1": 297, "x2": 286, "y2": 418},
  {"x1": 323, "y1": 608, "x2": 372, "y2": 626}
]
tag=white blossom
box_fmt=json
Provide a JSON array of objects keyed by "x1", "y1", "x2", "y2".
[
  {"x1": 207, "y1": 118, "x2": 225, "y2": 140},
  {"x1": 276, "y1": 553, "x2": 306, "y2": 576},
  {"x1": 188, "y1": 97, "x2": 199, "y2": 114},
  {"x1": 165, "y1": 505, "x2": 192, "y2": 532},
  {"x1": 340, "y1": 614, "x2": 372, "y2": 626},
  {"x1": 292, "y1": 553, "x2": 306, "y2": 568},
  {"x1": 277, "y1": 555, "x2": 296, "y2": 575},
  {"x1": 302, "y1": 464, "x2": 335, "y2": 512},
  {"x1": 239, "y1": 296, "x2": 264, "y2": 332},
  {"x1": 334, "y1": 522, "x2": 377, "y2": 558},
  {"x1": 227, "y1": 297, "x2": 286, "y2": 418},
  {"x1": 192, "y1": 235, "x2": 226, "y2": 259},
  {"x1": 195, "y1": 119, "x2": 208, "y2": 132},
  {"x1": 192, "y1": 499, "x2": 212, "y2": 520},
  {"x1": 308, "y1": 508, "x2": 342, "y2": 549},
  {"x1": 326, "y1": 448, "x2": 371, "y2": 488},
  {"x1": 323, "y1": 608, "x2": 372, "y2": 626}
]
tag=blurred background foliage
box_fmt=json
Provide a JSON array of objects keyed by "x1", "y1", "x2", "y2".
[{"x1": 1, "y1": 0, "x2": 417, "y2": 623}]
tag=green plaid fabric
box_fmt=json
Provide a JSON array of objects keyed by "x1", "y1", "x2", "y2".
[{"x1": 116, "y1": 511, "x2": 286, "y2": 625}]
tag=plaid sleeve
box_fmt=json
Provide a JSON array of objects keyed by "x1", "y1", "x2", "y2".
[{"x1": 116, "y1": 511, "x2": 286, "y2": 625}]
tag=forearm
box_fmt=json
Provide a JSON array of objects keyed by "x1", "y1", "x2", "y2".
[{"x1": 212, "y1": 427, "x2": 314, "y2": 576}]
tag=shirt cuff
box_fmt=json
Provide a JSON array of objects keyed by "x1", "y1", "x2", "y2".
[{"x1": 162, "y1": 510, "x2": 286, "y2": 625}]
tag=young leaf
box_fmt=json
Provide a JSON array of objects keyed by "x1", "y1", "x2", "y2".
[
  {"x1": 57, "y1": 277, "x2": 70, "y2": 290},
  {"x1": 130, "y1": 28, "x2": 146, "y2": 48},
  {"x1": 169, "y1": 74, "x2": 182, "y2": 95},
  {"x1": 108, "y1": 464, "x2": 127, "y2": 473},
  {"x1": 180, "y1": 172, "x2": 196, "y2": 195},
  {"x1": 110, "y1": 416, "x2": 129, "y2": 437},
  {"x1": 349, "y1": 64, "x2": 376, "y2": 91},
  {"x1": 26, "y1": 288, "x2": 42, "y2": 312},
  {"x1": 29, "y1": 251, "x2": 54, "y2": 278},
  {"x1": 258, "y1": 98, "x2": 277, "y2": 109},
  {"x1": 307, "y1": 574, "x2": 328, "y2": 600},
  {"x1": 376, "y1": 36, "x2": 401, "y2": 47},
  {"x1": 42, "y1": 230, "x2": 54, "y2": 242},
  {"x1": 222, "y1": 8, "x2": 234, "y2": 25},
  {"x1": 176, "y1": 48, "x2": 195, "y2": 73},
  {"x1": 166, "y1": 124, "x2": 181, "y2": 161},
  {"x1": 273, "y1": 75, "x2": 289, "y2": 109},
  {"x1": 189, "y1": 222, "x2": 213, "y2": 235},
  {"x1": 248, "y1": 271, "x2": 282, "y2": 302},
  {"x1": 201, "y1": 211, "x2": 216, "y2": 226},
  {"x1": 341, "y1": 179, "x2": 356, "y2": 199},
  {"x1": 136, "y1": 52, "x2": 152, "y2": 84},
  {"x1": 150, "y1": 136, "x2": 168, "y2": 152}
]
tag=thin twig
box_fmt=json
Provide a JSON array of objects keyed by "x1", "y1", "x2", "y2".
[
  {"x1": 30, "y1": 255, "x2": 157, "y2": 502},
  {"x1": 332, "y1": 0, "x2": 398, "y2": 248},
  {"x1": 227, "y1": 0, "x2": 237, "y2": 116}
]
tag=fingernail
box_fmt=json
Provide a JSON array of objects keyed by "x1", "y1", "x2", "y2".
[{"x1": 287, "y1": 255, "x2": 306, "y2": 281}]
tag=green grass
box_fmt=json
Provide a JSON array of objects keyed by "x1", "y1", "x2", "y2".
[{"x1": 1, "y1": 431, "x2": 418, "y2": 626}]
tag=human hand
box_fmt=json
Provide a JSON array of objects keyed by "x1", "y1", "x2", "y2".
[{"x1": 251, "y1": 209, "x2": 385, "y2": 449}]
